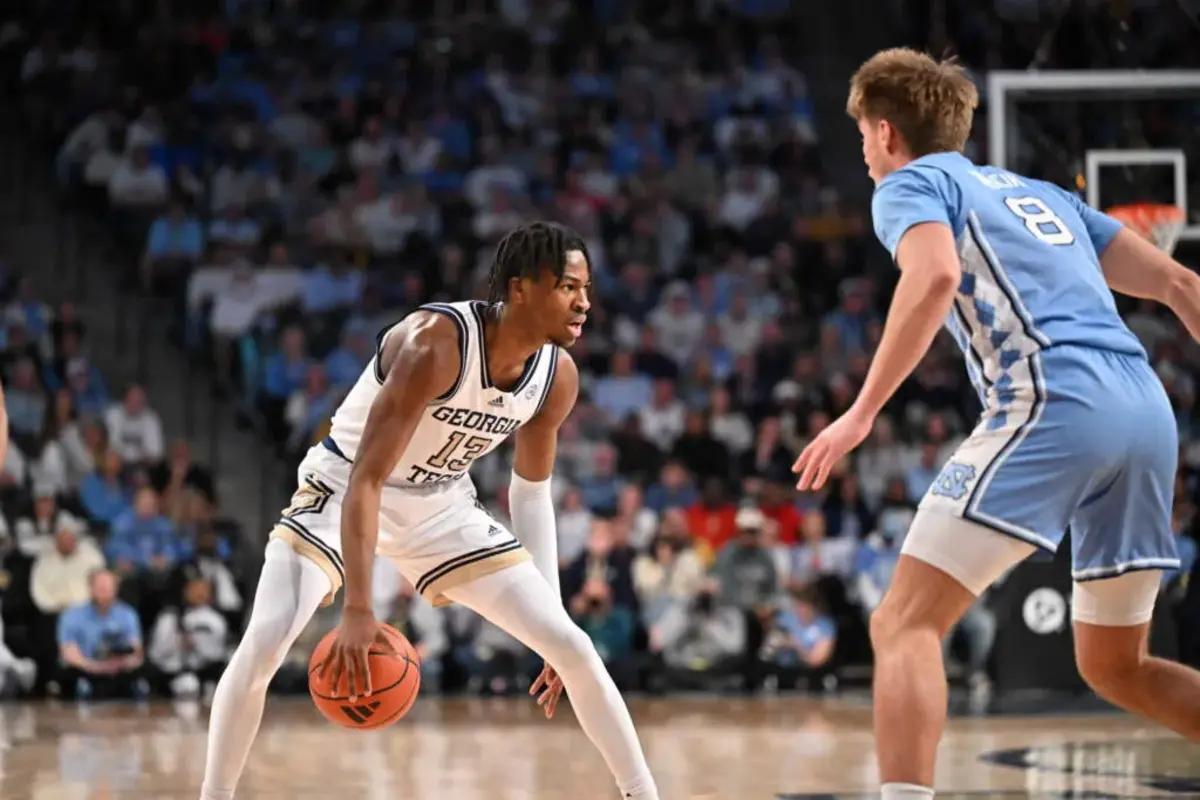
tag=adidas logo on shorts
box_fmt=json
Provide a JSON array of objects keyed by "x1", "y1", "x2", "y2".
[{"x1": 487, "y1": 525, "x2": 504, "y2": 537}]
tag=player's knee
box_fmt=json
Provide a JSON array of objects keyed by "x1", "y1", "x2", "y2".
[
  {"x1": 539, "y1": 620, "x2": 598, "y2": 674},
  {"x1": 868, "y1": 605, "x2": 903, "y2": 652},
  {"x1": 239, "y1": 606, "x2": 302, "y2": 681}
]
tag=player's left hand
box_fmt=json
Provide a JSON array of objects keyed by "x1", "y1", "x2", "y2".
[
  {"x1": 317, "y1": 606, "x2": 396, "y2": 702},
  {"x1": 529, "y1": 663, "x2": 564, "y2": 719},
  {"x1": 793, "y1": 406, "x2": 874, "y2": 492}
]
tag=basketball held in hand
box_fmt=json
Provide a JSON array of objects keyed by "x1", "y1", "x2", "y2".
[{"x1": 308, "y1": 623, "x2": 421, "y2": 730}]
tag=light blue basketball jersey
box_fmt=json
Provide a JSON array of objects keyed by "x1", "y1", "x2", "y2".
[
  {"x1": 873, "y1": 151, "x2": 1145, "y2": 409},
  {"x1": 872, "y1": 152, "x2": 1179, "y2": 580}
]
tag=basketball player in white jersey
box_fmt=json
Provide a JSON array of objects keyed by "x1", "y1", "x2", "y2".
[{"x1": 200, "y1": 222, "x2": 659, "y2": 800}]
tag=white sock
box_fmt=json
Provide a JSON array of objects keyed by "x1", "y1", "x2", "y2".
[
  {"x1": 882, "y1": 782, "x2": 935, "y2": 799},
  {"x1": 200, "y1": 540, "x2": 329, "y2": 800},
  {"x1": 445, "y1": 561, "x2": 659, "y2": 800}
]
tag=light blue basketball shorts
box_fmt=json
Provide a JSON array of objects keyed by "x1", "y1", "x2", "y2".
[{"x1": 919, "y1": 344, "x2": 1180, "y2": 581}]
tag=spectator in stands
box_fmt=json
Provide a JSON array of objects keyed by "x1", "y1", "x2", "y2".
[
  {"x1": 31, "y1": 527, "x2": 104, "y2": 616},
  {"x1": 760, "y1": 584, "x2": 837, "y2": 690},
  {"x1": 80, "y1": 448, "x2": 131, "y2": 529},
  {"x1": 562, "y1": 519, "x2": 638, "y2": 614},
  {"x1": 556, "y1": 486, "x2": 594, "y2": 570},
  {"x1": 685, "y1": 479, "x2": 738, "y2": 563},
  {"x1": 141, "y1": 199, "x2": 204, "y2": 295},
  {"x1": 759, "y1": 480, "x2": 802, "y2": 545},
  {"x1": 302, "y1": 250, "x2": 364, "y2": 320},
  {"x1": 609, "y1": 412, "x2": 663, "y2": 486},
  {"x1": 741, "y1": 416, "x2": 794, "y2": 484},
  {"x1": 671, "y1": 409, "x2": 730, "y2": 483},
  {"x1": 27, "y1": 403, "x2": 70, "y2": 498},
  {"x1": 614, "y1": 484, "x2": 657, "y2": 552},
  {"x1": 634, "y1": 514, "x2": 706, "y2": 628},
  {"x1": 856, "y1": 415, "x2": 912, "y2": 509},
  {"x1": 576, "y1": 444, "x2": 622, "y2": 517},
  {"x1": 0, "y1": 615, "x2": 36, "y2": 699},
  {"x1": 14, "y1": 484, "x2": 84, "y2": 558},
  {"x1": 57, "y1": 569, "x2": 147, "y2": 700},
  {"x1": 645, "y1": 459, "x2": 700, "y2": 515},
  {"x1": 592, "y1": 350, "x2": 652, "y2": 425},
  {"x1": 50, "y1": 388, "x2": 100, "y2": 488},
  {"x1": 791, "y1": 511, "x2": 858, "y2": 588},
  {"x1": 323, "y1": 320, "x2": 373, "y2": 390},
  {"x1": 175, "y1": 526, "x2": 243, "y2": 629},
  {"x1": 285, "y1": 363, "x2": 337, "y2": 457},
  {"x1": 853, "y1": 524, "x2": 904, "y2": 614},
  {"x1": 709, "y1": 386, "x2": 754, "y2": 459},
  {"x1": 148, "y1": 576, "x2": 229, "y2": 698},
  {"x1": 653, "y1": 577, "x2": 746, "y2": 689},
  {"x1": 206, "y1": 203, "x2": 262, "y2": 252},
  {"x1": 570, "y1": 578, "x2": 636, "y2": 688},
  {"x1": 65, "y1": 356, "x2": 108, "y2": 417},
  {"x1": 5, "y1": 356, "x2": 46, "y2": 449},
  {"x1": 152, "y1": 439, "x2": 215, "y2": 521},
  {"x1": 107, "y1": 144, "x2": 168, "y2": 212},
  {"x1": 822, "y1": 473, "x2": 874, "y2": 540},
  {"x1": 105, "y1": 384, "x2": 164, "y2": 468},
  {"x1": 260, "y1": 325, "x2": 310, "y2": 443},
  {"x1": 714, "y1": 507, "x2": 779, "y2": 614},
  {"x1": 105, "y1": 487, "x2": 181, "y2": 577},
  {"x1": 649, "y1": 281, "x2": 704, "y2": 367},
  {"x1": 904, "y1": 441, "x2": 943, "y2": 502},
  {"x1": 639, "y1": 379, "x2": 686, "y2": 452}
]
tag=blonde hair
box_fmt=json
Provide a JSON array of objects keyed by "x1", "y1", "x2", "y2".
[{"x1": 846, "y1": 48, "x2": 978, "y2": 156}]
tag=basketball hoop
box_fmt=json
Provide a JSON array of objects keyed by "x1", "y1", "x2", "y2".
[{"x1": 1106, "y1": 202, "x2": 1185, "y2": 255}]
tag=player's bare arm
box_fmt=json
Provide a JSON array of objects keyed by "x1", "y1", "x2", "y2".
[
  {"x1": 1100, "y1": 226, "x2": 1200, "y2": 341},
  {"x1": 512, "y1": 350, "x2": 579, "y2": 718},
  {"x1": 318, "y1": 311, "x2": 462, "y2": 700},
  {"x1": 793, "y1": 221, "x2": 960, "y2": 490}
]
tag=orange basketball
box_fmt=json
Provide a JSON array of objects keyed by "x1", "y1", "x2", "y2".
[{"x1": 308, "y1": 623, "x2": 421, "y2": 730}]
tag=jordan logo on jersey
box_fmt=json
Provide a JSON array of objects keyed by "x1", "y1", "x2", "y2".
[{"x1": 931, "y1": 462, "x2": 977, "y2": 500}]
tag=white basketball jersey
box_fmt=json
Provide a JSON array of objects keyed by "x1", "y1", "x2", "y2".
[{"x1": 324, "y1": 300, "x2": 560, "y2": 488}]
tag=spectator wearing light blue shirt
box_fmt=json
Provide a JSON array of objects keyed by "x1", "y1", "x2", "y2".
[
  {"x1": 763, "y1": 584, "x2": 837, "y2": 678},
  {"x1": 5, "y1": 357, "x2": 46, "y2": 445},
  {"x1": 301, "y1": 253, "x2": 364, "y2": 315},
  {"x1": 592, "y1": 351, "x2": 653, "y2": 425},
  {"x1": 904, "y1": 441, "x2": 942, "y2": 504},
  {"x1": 80, "y1": 449, "x2": 132, "y2": 529},
  {"x1": 105, "y1": 487, "x2": 182, "y2": 576},
  {"x1": 324, "y1": 320, "x2": 374, "y2": 389},
  {"x1": 142, "y1": 200, "x2": 204, "y2": 293},
  {"x1": 58, "y1": 569, "x2": 147, "y2": 700}
]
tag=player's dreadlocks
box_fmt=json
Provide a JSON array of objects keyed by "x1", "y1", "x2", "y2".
[{"x1": 487, "y1": 221, "x2": 589, "y2": 304}]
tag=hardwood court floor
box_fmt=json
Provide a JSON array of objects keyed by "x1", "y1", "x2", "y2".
[{"x1": 0, "y1": 695, "x2": 1195, "y2": 799}]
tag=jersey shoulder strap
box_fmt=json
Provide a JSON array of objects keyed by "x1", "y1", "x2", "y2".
[{"x1": 372, "y1": 303, "x2": 471, "y2": 404}]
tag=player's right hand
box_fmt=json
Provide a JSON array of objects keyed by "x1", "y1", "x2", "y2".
[{"x1": 317, "y1": 606, "x2": 395, "y2": 702}]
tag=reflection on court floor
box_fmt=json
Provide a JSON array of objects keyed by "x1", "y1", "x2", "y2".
[{"x1": 0, "y1": 696, "x2": 1194, "y2": 798}]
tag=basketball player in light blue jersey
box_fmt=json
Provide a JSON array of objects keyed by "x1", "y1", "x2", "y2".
[{"x1": 793, "y1": 48, "x2": 1200, "y2": 800}]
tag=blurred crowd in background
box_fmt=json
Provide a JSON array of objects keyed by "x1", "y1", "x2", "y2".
[{"x1": 0, "y1": 0, "x2": 1197, "y2": 701}]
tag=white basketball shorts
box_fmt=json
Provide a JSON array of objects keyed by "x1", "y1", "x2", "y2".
[{"x1": 269, "y1": 445, "x2": 530, "y2": 607}]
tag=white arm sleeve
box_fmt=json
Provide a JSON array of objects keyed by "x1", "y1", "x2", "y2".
[{"x1": 508, "y1": 472, "x2": 560, "y2": 601}]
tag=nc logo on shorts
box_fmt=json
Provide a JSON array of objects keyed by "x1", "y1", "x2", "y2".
[{"x1": 930, "y1": 462, "x2": 977, "y2": 500}]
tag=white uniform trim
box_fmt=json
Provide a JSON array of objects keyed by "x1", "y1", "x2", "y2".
[{"x1": 1072, "y1": 557, "x2": 1182, "y2": 582}]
